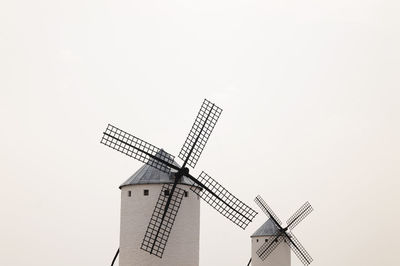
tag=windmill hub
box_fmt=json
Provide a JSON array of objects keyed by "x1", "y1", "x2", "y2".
[{"x1": 176, "y1": 167, "x2": 189, "y2": 179}]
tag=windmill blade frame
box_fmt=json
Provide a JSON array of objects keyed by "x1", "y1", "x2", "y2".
[
  {"x1": 101, "y1": 124, "x2": 178, "y2": 173},
  {"x1": 285, "y1": 231, "x2": 313, "y2": 266},
  {"x1": 254, "y1": 195, "x2": 283, "y2": 226},
  {"x1": 141, "y1": 183, "x2": 186, "y2": 258},
  {"x1": 286, "y1": 201, "x2": 313, "y2": 230},
  {"x1": 179, "y1": 99, "x2": 222, "y2": 168},
  {"x1": 189, "y1": 171, "x2": 258, "y2": 229}
]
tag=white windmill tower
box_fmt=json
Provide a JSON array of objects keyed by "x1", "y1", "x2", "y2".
[
  {"x1": 101, "y1": 99, "x2": 258, "y2": 266},
  {"x1": 250, "y1": 218, "x2": 291, "y2": 266},
  {"x1": 118, "y1": 151, "x2": 200, "y2": 266},
  {"x1": 247, "y1": 195, "x2": 314, "y2": 266}
]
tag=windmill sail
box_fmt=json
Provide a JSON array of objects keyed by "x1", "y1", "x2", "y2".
[
  {"x1": 255, "y1": 195, "x2": 282, "y2": 225},
  {"x1": 287, "y1": 201, "x2": 313, "y2": 230},
  {"x1": 101, "y1": 124, "x2": 176, "y2": 173},
  {"x1": 190, "y1": 171, "x2": 257, "y2": 229},
  {"x1": 141, "y1": 184, "x2": 186, "y2": 258},
  {"x1": 285, "y1": 232, "x2": 313, "y2": 265},
  {"x1": 179, "y1": 99, "x2": 222, "y2": 168}
]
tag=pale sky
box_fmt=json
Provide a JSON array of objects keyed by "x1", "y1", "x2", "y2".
[{"x1": 1, "y1": 0, "x2": 400, "y2": 265}]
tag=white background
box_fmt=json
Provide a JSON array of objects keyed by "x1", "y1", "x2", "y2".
[{"x1": 1, "y1": 0, "x2": 399, "y2": 265}]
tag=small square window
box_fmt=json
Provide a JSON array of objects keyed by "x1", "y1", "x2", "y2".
[
  {"x1": 184, "y1": 191, "x2": 188, "y2": 197},
  {"x1": 164, "y1": 189, "x2": 170, "y2": 196},
  {"x1": 256, "y1": 239, "x2": 259, "y2": 242},
  {"x1": 144, "y1": 189, "x2": 149, "y2": 196},
  {"x1": 265, "y1": 239, "x2": 268, "y2": 242},
  {"x1": 128, "y1": 191, "x2": 132, "y2": 197}
]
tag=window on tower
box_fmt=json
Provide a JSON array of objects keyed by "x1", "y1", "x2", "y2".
[
  {"x1": 184, "y1": 191, "x2": 188, "y2": 197},
  {"x1": 128, "y1": 191, "x2": 132, "y2": 197},
  {"x1": 144, "y1": 189, "x2": 149, "y2": 196}
]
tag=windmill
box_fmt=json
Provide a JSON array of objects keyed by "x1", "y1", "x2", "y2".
[
  {"x1": 101, "y1": 99, "x2": 258, "y2": 261},
  {"x1": 248, "y1": 195, "x2": 313, "y2": 266}
]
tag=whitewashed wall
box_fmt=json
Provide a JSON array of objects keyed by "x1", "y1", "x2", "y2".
[
  {"x1": 120, "y1": 184, "x2": 200, "y2": 266},
  {"x1": 251, "y1": 236, "x2": 290, "y2": 266}
]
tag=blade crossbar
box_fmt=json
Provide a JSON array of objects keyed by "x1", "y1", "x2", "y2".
[
  {"x1": 149, "y1": 176, "x2": 181, "y2": 254},
  {"x1": 285, "y1": 232, "x2": 313, "y2": 265},
  {"x1": 101, "y1": 124, "x2": 179, "y2": 173},
  {"x1": 187, "y1": 173, "x2": 254, "y2": 223},
  {"x1": 182, "y1": 102, "x2": 214, "y2": 168},
  {"x1": 255, "y1": 195, "x2": 283, "y2": 226},
  {"x1": 287, "y1": 202, "x2": 313, "y2": 230},
  {"x1": 256, "y1": 234, "x2": 284, "y2": 261},
  {"x1": 179, "y1": 99, "x2": 222, "y2": 168},
  {"x1": 141, "y1": 184, "x2": 185, "y2": 258},
  {"x1": 189, "y1": 172, "x2": 257, "y2": 229}
]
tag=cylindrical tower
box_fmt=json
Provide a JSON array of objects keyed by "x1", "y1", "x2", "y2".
[
  {"x1": 250, "y1": 219, "x2": 291, "y2": 266},
  {"x1": 119, "y1": 158, "x2": 200, "y2": 266}
]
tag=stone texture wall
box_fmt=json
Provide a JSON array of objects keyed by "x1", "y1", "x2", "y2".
[{"x1": 119, "y1": 184, "x2": 200, "y2": 266}]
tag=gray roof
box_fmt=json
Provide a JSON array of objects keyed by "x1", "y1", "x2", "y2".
[
  {"x1": 119, "y1": 150, "x2": 196, "y2": 188},
  {"x1": 251, "y1": 218, "x2": 280, "y2": 237}
]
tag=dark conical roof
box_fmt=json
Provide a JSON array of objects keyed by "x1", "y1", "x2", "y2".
[
  {"x1": 119, "y1": 149, "x2": 196, "y2": 188},
  {"x1": 251, "y1": 218, "x2": 280, "y2": 237}
]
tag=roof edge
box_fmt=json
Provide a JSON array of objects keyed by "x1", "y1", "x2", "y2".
[{"x1": 119, "y1": 181, "x2": 198, "y2": 189}]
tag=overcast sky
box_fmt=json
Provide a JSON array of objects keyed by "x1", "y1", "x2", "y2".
[{"x1": 1, "y1": 0, "x2": 400, "y2": 265}]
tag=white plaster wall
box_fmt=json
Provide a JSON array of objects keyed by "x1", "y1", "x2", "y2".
[
  {"x1": 119, "y1": 184, "x2": 200, "y2": 266},
  {"x1": 251, "y1": 236, "x2": 291, "y2": 266}
]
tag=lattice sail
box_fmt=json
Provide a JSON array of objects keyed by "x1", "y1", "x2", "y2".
[
  {"x1": 256, "y1": 235, "x2": 285, "y2": 261},
  {"x1": 101, "y1": 124, "x2": 175, "y2": 173},
  {"x1": 190, "y1": 171, "x2": 257, "y2": 229},
  {"x1": 179, "y1": 99, "x2": 222, "y2": 168},
  {"x1": 254, "y1": 195, "x2": 282, "y2": 225},
  {"x1": 287, "y1": 201, "x2": 313, "y2": 230},
  {"x1": 286, "y1": 232, "x2": 313, "y2": 266},
  {"x1": 141, "y1": 184, "x2": 185, "y2": 258}
]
